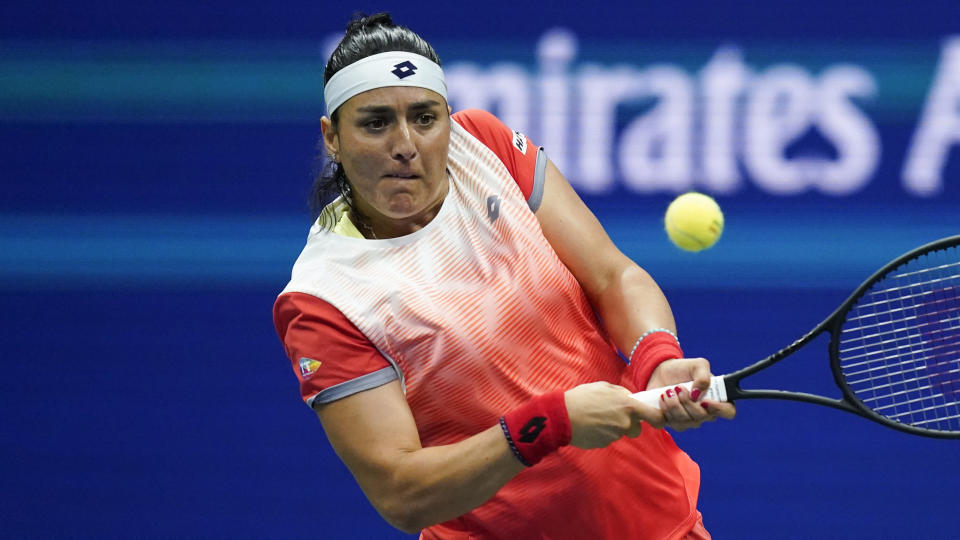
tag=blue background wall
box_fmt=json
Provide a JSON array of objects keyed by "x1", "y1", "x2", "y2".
[{"x1": 2, "y1": 1, "x2": 958, "y2": 538}]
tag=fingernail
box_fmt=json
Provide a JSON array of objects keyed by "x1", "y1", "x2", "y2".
[
  {"x1": 691, "y1": 389, "x2": 701, "y2": 401},
  {"x1": 660, "y1": 393, "x2": 665, "y2": 401},
  {"x1": 674, "y1": 386, "x2": 682, "y2": 395},
  {"x1": 665, "y1": 389, "x2": 673, "y2": 398},
  {"x1": 701, "y1": 402, "x2": 710, "y2": 411}
]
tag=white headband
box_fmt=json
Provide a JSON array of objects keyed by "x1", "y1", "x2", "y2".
[{"x1": 323, "y1": 51, "x2": 447, "y2": 115}]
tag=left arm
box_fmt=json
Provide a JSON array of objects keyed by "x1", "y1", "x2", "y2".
[
  {"x1": 534, "y1": 159, "x2": 675, "y2": 355},
  {"x1": 534, "y1": 159, "x2": 735, "y2": 427}
]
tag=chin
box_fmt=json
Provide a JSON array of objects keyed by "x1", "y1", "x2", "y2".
[
  {"x1": 384, "y1": 208, "x2": 422, "y2": 220},
  {"x1": 383, "y1": 197, "x2": 423, "y2": 217}
]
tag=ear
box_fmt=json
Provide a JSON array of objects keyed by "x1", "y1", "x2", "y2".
[{"x1": 320, "y1": 116, "x2": 339, "y2": 160}]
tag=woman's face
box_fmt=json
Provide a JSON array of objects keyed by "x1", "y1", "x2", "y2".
[{"x1": 322, "y1": 86, "x2": 451, "y2": 232}]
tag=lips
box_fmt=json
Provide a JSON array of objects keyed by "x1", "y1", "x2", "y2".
[{"x1": 384, "y1": 172, "x2": 419, "y2": 179}]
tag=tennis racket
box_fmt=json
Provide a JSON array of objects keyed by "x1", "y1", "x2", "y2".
[{"x1": 631, "y1": 235, "x2": 960, "y2": 438}]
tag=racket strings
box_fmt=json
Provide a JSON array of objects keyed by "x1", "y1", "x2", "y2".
[
  {"x1": 837, "y1": 244, "x2": 960, "y2": 434},
  {"x1": 844, "y1": 340, "x2": 960, "y2": 378},
  {"x1": 839, "y1": 321, "x2": 960, "y2": 364},
  {"x1": 892, "y1": 411, "x2": 960, "y2": 427},
  {"x1": 889, "y1": 260, "x2": 960, "y2": 280},
  {"x1": 854, "y1": 365, "x2": 960, "y2": 398},
  {"x1": 870, "y1": 380, "x2": 960, "y2": 412},
  {"x1": 844, "y1": 292, "x2": 960, "y2": 324}
]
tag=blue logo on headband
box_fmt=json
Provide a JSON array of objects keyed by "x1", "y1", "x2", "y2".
[{"x1": 391, "y1": 61, "x2": 418, "y2": 79}]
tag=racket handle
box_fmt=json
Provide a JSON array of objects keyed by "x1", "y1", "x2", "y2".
[{"x1": 629, "y1": 376, "x2": 728, "y2": 409}]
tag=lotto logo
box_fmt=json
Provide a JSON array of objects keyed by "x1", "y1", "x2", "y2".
[
  {"x1": 519, "y1": 416, "x2": 547, "y2": 443},
  {"x1": 391, "y1": 61, "x2": 418, "y2": 79},
  {"x1": 486, "y1": 195, "x2": 501, "y2": 223}
]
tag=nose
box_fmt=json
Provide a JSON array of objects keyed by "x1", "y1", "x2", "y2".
[{"x1": 391, "y1": 121, "x2": 417, "y2": 161}]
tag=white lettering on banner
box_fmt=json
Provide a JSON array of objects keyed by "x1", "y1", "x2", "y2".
[
  {"x1": 538, "y1": 29, "x2": 576, "y2": 175},
  {"x1": 744, "y1": 65, "x2": 817, "y2": 195},
  {"x1": 445, "y1": 63, "x2": 531, "y2": 135},
  {"x1": 618, "y1": 65, "x2": 695, "y2": 193},
  {"x1": 903, "y1": 37, "x2": 960, "y2": 196},
  {"x1": 576, "y1": 65, "x2": 646, "y2": 192},
  {"x1": 816, "y1": 66, "x2": 879, "y2": 195},
  {"x1": 744, "y1": 64, "x2": 878, "y2": 195},
  {"x1": 700, "y1": 48, "x2": 749, "y2": 193}
]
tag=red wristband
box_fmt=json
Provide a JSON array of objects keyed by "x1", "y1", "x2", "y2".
[
  {"x1": 500, "y1": 391, "x2": 571, "y2": 467},
  {"x1": 625, "y1": 332, "x2": 684, "y2": 392}
]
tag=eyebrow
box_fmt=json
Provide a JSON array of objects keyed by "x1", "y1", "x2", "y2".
[{"x1": 355, "y1": 100, "x2": 443, "y2": 114}]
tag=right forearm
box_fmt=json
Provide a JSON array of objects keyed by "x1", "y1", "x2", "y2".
[
  {"x1": 374, "y1": 423, "x2": 525, "y2": 532},
  {"x1": 318, "y1": 381, "x2": 530, "y2": 533},
  {"x1": 318, "y1": 380, "x2": 650, "y2": 534}
]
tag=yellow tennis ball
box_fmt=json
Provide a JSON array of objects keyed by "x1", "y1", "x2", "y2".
[{"x1": 664, "y1": 192, "x2": 724, "y2": 252}]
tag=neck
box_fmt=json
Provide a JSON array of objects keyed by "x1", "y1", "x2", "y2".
[{"x1": 350, "y1": 210, "x2": 379, "y2": 239}]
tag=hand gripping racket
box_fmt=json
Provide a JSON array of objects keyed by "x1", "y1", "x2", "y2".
[{"x1": 631, "y1": 235, "x2": 960, "y2": 438}]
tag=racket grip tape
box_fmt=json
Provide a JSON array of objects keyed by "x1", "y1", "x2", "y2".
[{"x1": 629, "y1": 376, "x2": 728, "y2": 409}]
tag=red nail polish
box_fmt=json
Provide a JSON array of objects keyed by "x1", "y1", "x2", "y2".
[
  {"x1": 674, "y1": 386, "x2": 682, "y2": 395},
  {"x1": 701, "y1": 402, "x2": 710, "y2": 411},
  {"x1": 660, "y1": 393, "x2": 665, "y2": 401},
  {"x1": 665, "y1": 389, "x2": 673, "y2": 398},
  {"x1": 691, "y1": 389, "x2": 701, "y2": 401}
]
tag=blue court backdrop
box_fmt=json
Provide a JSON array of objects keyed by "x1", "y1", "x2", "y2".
[{"x1": 2, "y1": 1, "x2": 959, "y2": 538}]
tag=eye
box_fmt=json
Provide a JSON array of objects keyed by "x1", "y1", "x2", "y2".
[
  {"x1": 415, "y1": 113, "x2": 436, "y2": 126},
  {"x1": 364, "y1": 118, "x2": 387, "y2": 130}
]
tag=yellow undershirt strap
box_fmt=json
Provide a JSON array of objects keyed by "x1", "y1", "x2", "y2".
[{"x1": 328, "y1": 201, "x2": 365, "y2": 239}]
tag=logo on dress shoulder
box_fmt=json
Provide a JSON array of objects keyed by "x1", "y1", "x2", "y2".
[
  {"x1": 512, "y1": 130, "x2": 528, "y2": 155},
  {"x1": 486, "y1": 195, "x2": 502, "y2": 223},
  {"x1": 299, "y1": 357, "x2": 322, "y2": 378}
]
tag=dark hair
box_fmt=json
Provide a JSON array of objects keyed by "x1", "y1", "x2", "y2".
[{"x1": 310, "y1": 12, "x2": 442, "y2": 223}]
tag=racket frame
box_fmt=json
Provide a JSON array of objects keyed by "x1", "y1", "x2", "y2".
[{"x1": 721, "y1": 235, "x2": 960, "y2": 438}]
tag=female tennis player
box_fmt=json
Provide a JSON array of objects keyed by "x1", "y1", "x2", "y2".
[{"x1": 273, "y1": 12, "x2": 735, "y2": 539}]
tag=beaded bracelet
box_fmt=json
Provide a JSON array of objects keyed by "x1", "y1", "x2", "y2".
[{"x1": 629, "y1": 328, "x2": 680, "y2": 359}]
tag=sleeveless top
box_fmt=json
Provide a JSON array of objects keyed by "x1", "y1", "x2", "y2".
[{"x1": 278, "y1": 115, "x2": 702, "y2": 539}]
